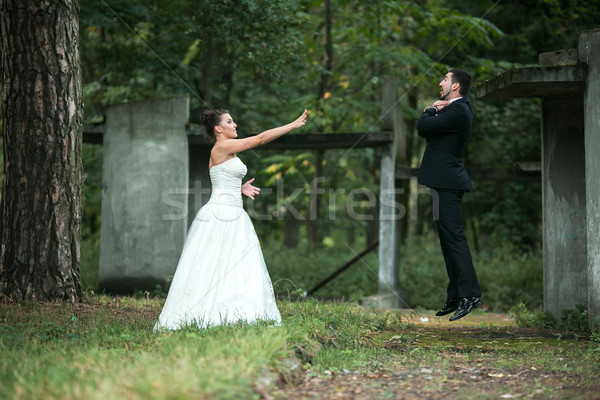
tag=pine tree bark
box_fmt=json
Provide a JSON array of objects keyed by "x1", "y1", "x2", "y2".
[{"x1": 0, "y1": 0, "x2": 84, "y2": 302}]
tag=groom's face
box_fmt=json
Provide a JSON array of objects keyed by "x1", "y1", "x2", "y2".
[{"x1": 439, "y1": 72, "x2": 454, "y2": 100}]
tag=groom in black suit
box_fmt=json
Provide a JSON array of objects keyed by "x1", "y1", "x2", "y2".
[{"x1": 417, "y1": 68, "x2": 481, "y2": 321}]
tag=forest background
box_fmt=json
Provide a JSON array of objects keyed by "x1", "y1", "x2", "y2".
[{"x1": 2, "y1": 0, "x2": 599, "y2": 312}]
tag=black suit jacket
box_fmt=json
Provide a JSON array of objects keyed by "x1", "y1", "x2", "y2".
[{"x1": 417, "y1": 96, "x2": 473, "y2": 191}]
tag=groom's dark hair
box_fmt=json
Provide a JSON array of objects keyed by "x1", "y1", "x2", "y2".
[{"x1": 449, "y1": 68, "x2": 472, "y2": 97}]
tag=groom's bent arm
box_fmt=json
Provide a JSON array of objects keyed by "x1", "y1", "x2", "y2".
[{"x1": 417, "y1": 106, "x2": 467, "y2": 136}]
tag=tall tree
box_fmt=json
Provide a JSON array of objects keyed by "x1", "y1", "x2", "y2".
[{"x1": 0, "y1": 0, "x2": 84, "y2": 301}]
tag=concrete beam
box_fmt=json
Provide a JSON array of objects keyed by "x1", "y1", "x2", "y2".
[
  {"x1": 474, "y1": 65, "x2": 586, "y2": 100},
  {"x1": 86, "y1": 124, "x2": 394, "y2": 150},
  {"x1": 538, "y1": 49, "x2": 578, "y2": 67},
  {"x1": 187, "y1": 128, "x2": 394, "y2": 149}
]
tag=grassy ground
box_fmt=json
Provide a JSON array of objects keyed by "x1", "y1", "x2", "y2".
[{"x1": 1, "y1": 295, "x2": 598, "y2": 399}]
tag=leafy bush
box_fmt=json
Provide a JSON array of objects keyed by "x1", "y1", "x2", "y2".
[
  {"x1": 80, "y1": 229, "x2": 543, "y2": 312},
  {"x1": 474, "y1": 242, "x2": 543, "y2": 311},
  {"x1": 559, "y1": 304, "x2": 589, "y2": 332},
  {"x1": 509, "y1": 302, "x2": 556, "y2": 329},
  {"x1": 263, "y1": 240, "x2": 378, "y2": 301},
  {"x1": 510, "y1": 302, "x2": 593, "y2": 332},
  {"x1": 397, "y1": 234, "x2": 543, "y2": 311},
  {"x1": 262, "y1": 232, "x2": 543, "y2": 312}
]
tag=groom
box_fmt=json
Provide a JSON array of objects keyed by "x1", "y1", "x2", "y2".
[{"x1": 417, "y1": 68, "x2": 481, "y2": 321}]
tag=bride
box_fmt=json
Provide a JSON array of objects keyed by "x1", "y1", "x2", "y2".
[{"x1": 154, "y1": 108, "x2": 308, "y2": 330}]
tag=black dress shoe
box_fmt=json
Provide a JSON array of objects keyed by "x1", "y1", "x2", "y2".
[
  {"x1": 435, "y1": 298, "x2": 460, "y2": 316},
  {"x1": 449, "y1": 297, "x2": 481, "y2": 321}
]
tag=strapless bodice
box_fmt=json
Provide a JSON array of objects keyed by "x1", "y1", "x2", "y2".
[{"x1": 207, "y1": 157, "x2": 247, "y2": 207}]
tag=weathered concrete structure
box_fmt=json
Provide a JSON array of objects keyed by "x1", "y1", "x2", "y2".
[
  {"x1": 475, "y1": 29, "x2": 600, "y2": 328},
  {"x1": 99, "y1": 95, "x2": 190, "y2": 293}
]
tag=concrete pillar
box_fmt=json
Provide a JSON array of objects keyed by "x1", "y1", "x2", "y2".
[
  {"x1": 580, "y1": 29, "x2": 600, "y2": 327},
  {"x1": 541, "y1": 96, "x2": 587, "y2": 318},
  {"x1": 372, "y1": 79, "x2": 402, "y2": 308},
  {"x1": 99, "y1": 95, "x2": 190, "y2": 294},
  {"x1": 377, "y1": 143, "x2": 399, "y2": 297}
]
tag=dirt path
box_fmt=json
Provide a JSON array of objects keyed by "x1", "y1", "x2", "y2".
[{"x1": 272, "y1": 309, "x2": 599, "y2": 400}]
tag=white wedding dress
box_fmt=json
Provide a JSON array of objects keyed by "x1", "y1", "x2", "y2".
[{"x1": 154, "y1": 157, "x2": 282, "y2": 330}]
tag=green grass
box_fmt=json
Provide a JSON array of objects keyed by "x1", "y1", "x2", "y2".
[
  {"x1": 0, "y1": 296, "x2": 405, "y2": 400},
  {"x1": 1, "y1": 295, "x2": 599, "y2": 399}
]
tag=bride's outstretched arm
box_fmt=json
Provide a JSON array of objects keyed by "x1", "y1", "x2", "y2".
[{"x1": 216, "y1": 109, "x2": 308, "y2": 155}]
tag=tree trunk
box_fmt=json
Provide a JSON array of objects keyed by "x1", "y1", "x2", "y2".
[
  {"x1": 0, "y1": 0, "x2": 84, "y2": 302},
  {"x1": 316, "y1": 0, "x2": 332, "y2": 101}
]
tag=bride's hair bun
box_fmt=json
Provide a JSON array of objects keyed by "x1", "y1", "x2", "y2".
[{"x1": 201, "y1": 109, "x2": 229, "y2": 138}]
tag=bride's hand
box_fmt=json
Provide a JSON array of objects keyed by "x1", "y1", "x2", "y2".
[
  {"x1": 242, "y1": 178, "x2": 260, "y2": 200},
  {"x1": 292, "y1": 109, "x2": 308, "y2": 129}
]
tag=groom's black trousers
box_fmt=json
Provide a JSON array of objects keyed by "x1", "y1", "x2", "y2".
[{"x1": 430, "y1": 188, "x2": 481, "y2": 299}]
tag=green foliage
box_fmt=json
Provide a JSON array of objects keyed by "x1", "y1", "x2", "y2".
[
  {"x1": 264, "y1": 240, "x2": 378, "y2": 301},
  {"x1": 294, "y1": 0, "x2": 504, "y2": 133},
  {"x1": 464, "y1": 97, "x2": 543, "y2": 249},
  {"x1": 455, "y1": 0, "x2": 600, "y2": 65},
  {"x1": 79, "y1": 143, "x2": 103, "y2": 291},
  {"x1": 246, "y1": 147, "x2": 381, "y2": 248},
  {"x1": 255, "y1": 233, "x2": 545, "y2": 312},
  {"x1": 591, "y1": 323, "x2": 600, "y2": 344},
  {"x1": 475, "y1": 243, "x2": 544, "y2": 310},
  {"x1": 559, "y1": 304, "x2": 589, "y2": 332},
  {"x1": 509, "y1": 302, "x2": 557, "y2": 330},
  {"x1": 397, "y1": 234, "x2": 448, "y2": 308},
  {"x1": 510, "y1": 303, "x2": 593, "y2": 332},
  {"x1": 77, "y1": 227, "x2": 546, "y2": 312},
  {"x1": 80, "y1": 237, "x2": 99, "y2": 291},
  {"x1": 398, "y1": 235, "x2": 543, "y2": 311},
  {"x1": 80, "y1": 0, "x2": 307, "y2": 121}
]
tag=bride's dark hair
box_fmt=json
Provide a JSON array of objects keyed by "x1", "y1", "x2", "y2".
[{"x1": 201, "y1": 108, "x2": 229, "y2": 138}]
